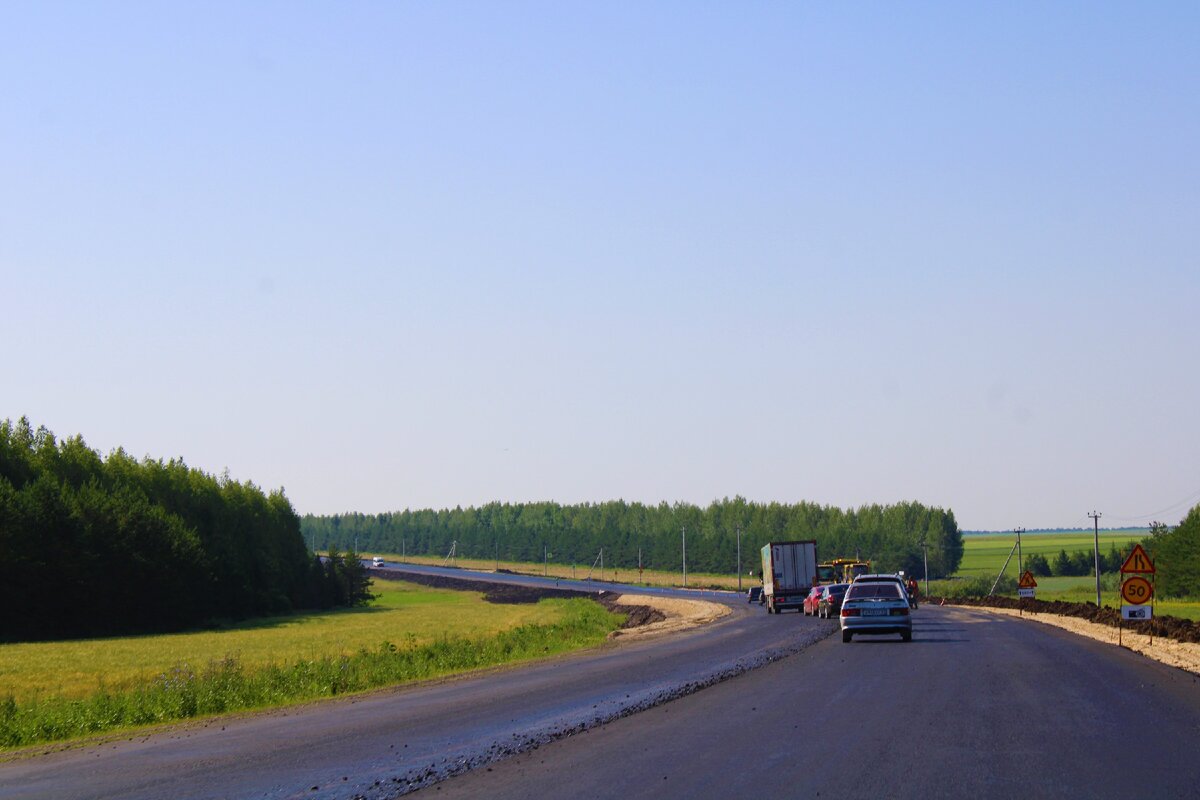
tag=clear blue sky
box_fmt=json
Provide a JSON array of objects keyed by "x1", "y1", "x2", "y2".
[{"x1": 3, "y1": 3, "x2": 1198, "y2": 531}]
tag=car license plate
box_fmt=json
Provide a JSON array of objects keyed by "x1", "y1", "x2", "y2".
[{"x1": 862, "y1": 608, "x2": 887, "y2": 616}]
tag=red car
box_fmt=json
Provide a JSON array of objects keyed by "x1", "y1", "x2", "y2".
[
  {"x1": 802, "y1": 585, "x2": 825, "y2": 616},
  {"x1": 817, "y1": 583, "x2": 851, "y2": 619}
]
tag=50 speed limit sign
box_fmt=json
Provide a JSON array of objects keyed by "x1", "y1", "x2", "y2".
[{"x1": 1121, "y1": 576, "x2": 1153, "y2": 605}]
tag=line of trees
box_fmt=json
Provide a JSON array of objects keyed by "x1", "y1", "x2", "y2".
[
  {"x1": 1023, "y1": 544, "x2": 1132, "y2": 577},
  {"x1": 301, "y1": 498, "x2": 964, "y2": 580},
  {"x1": 0, "y1": 418, "x2": 370, "y2": 642},
  {"x1": 1145, "y1": 505, "x2": 1200, "y2": 598}
]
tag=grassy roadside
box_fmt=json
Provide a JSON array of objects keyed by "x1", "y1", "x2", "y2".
[
  {"x1": 0, "y1": 583, "x2": 623, "y2": 750},
  {"x1": 1, "y1": 580, "x2": 576, "y2": 702}
]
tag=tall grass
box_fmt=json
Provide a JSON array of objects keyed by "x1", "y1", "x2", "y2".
[
  {"x1": 1, "y1": 579, "x2": 565, "y2": 702},
  {"x1": 0, "y1": 598, "x2": 621, "y2": 750}
]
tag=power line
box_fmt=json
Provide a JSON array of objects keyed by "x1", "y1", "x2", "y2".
[{"x1": 1104, "y1": 486, "x2": 1200, "y2": 523}]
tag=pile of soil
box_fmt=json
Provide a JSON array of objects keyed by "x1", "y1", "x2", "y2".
[
  {"x1": 597, "y1": 596, "x2": 667, "y2": 628},
  {"x1": 932, "y1": 595, "x2": 1200, "y2": 644},
  {"x1": 369, "y1": 569, "x2": 663, "y2": 630}
]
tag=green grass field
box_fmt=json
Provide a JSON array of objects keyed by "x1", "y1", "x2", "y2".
[
  {"x1": 0, "y1": 580, "x2": 623, "y2": 749},
  {"x1": 0, "y1": 580, "x2": 602, "y2": 704}
]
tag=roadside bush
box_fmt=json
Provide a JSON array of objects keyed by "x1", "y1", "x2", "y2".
[{"x1": 934, "y1": 575, "x2": 1016, "y2": 599}]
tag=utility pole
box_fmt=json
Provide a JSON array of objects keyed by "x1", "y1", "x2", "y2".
[
  {"x1": 989, "y1": 540, "x2": 1019, "y2": 596},
  {"x1": 1089, "y1": 511, "x2": 1102, "y2": 607},
  {"x1": 736, "y1": 525, "x2": 743, "y2": 592},
  {"x1": 681, "y1": 525, "x2": 691, "y2": 587},
  {"x1": 920, "y1": 538, "x2": 929, "y2": 597},
  {"x1": 1014, "y1": 527, "x2": 1025, "y2": 575}
]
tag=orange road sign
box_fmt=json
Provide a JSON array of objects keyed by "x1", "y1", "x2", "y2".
[
  {"x1": 1119, "y1": 544, "x2": 1155, "y2": 574},
  {"x1": 1018, "y1": 570, "x2": 1038, "y2": 588},
  {"x1": 1121, "y1": 575, "x2": 1153, "y2": 605}
]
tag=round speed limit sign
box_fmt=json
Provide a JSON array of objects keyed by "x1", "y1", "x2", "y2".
[{"x1": 1121, "y1": 576, "x2": 1153, "y2": 605}]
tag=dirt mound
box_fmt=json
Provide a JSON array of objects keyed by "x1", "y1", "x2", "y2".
[
  {"x1": 369, "y1": 569, "x2": 662, "y2": 630},
  {"x1": 598, "y1": 596, "x2": 667, "y2": 628},
  {"x1": 933, "y1": 595, "x2": 1200, "y2": 644},
  {"x1": 603, "y1": 595, "x2": 731, "y2": 640}
]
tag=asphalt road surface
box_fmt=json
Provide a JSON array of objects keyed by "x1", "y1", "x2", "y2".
[
  {"x1": 424, "y1": 604, "x2": 1200, "y2": 800},
  {"x1": 4, "y1": 568, "x2": 1200, "y2": 800}
]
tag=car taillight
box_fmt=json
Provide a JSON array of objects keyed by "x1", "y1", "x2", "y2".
[
  {"x1": 890, "y1": 607, "x2": 909, "y2": 616},
  {"x1": 841, "y1": 608, "x2": 859, "y2": 617}
]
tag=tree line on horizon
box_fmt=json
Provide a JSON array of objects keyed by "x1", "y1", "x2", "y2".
[
  {"x1": 0, "y1": 418, "x2": 371, "y2": 642},
  {"x1": 301, "y1": 498, "x2": 964, "y2": 580}
]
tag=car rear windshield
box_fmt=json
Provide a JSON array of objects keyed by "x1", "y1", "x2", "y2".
[
  {"x1": 825, "y1": 585, "x2": 848, "y2": 596},
  {"x1": 847, "y1": 584, "x2": 900, "y2": 599}
]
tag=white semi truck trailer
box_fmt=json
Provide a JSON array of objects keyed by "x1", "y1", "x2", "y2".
[{"x1": 760, "y1": 540, "x2": 819, "y2": 614}]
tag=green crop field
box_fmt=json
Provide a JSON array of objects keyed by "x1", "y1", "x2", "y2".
[
  {"x1": 954, "y1": 530, "x2": 1144, "y2": 578},
  {"x1": 0, "y1": 580, "x2": 624, "y2": 749}
]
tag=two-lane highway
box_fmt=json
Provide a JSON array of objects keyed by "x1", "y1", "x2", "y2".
[{"x1": 423, "y1": 604, "x2": 1200, "y2": 799}]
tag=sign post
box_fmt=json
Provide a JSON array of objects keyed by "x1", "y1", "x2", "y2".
[
  {"x1": 1017, "y1": 571, "x2": 1037, "y2": 615},
  {"x1": 1119, "y1": 544, "x2": 1156, "y2": 647}
]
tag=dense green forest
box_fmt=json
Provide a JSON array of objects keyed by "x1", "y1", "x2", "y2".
[
  {"x1": 302, "y1": 498, "x2": 964, "y2": 579},
  {"x1": 0, "y1": 418, "x2": 370, "y2": 642}
]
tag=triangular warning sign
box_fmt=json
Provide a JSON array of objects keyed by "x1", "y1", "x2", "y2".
[
  {"x1": 1018, "y1": 570, "x2": 1038, "y2": 588},
  {"x1": 1119, "y1": 543, "x2": 1155, "y2": 574}
]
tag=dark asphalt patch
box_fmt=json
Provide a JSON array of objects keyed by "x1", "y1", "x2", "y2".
[{"x1": 367, "y1": 569, "x2": 665, "y2": 629}]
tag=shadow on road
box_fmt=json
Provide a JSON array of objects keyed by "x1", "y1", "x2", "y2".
[{"x1": 845, "y1": 634, "x2": 971, "y2": 644}]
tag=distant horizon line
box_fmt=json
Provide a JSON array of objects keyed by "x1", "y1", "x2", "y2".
[{"x1": 961, "y1": 527, "x2": 1150, "y2": 535}]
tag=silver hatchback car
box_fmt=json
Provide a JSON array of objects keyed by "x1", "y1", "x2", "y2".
[{"x1": 840, "y1": 580, "x2": 912, "y2": 642}]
